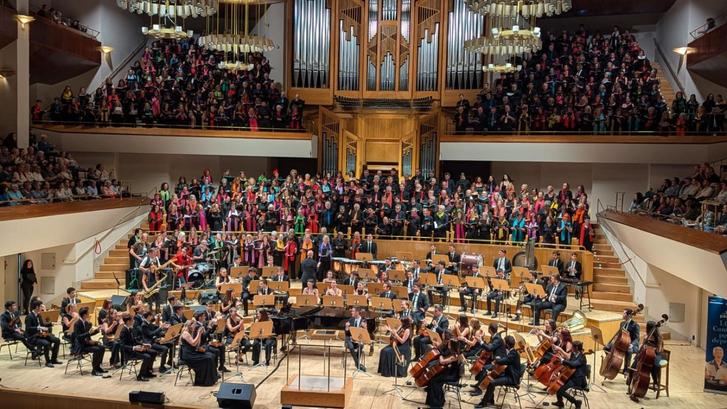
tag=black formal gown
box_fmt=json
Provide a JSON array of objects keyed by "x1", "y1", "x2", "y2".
[
  {"x1": 378, "y1": 332, "x2": 412, "y2": 377},
  {"x1": 180, "y1": 337, "x2": 219, "y2": 386}
]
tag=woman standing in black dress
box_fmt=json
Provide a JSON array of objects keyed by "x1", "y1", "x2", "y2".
[
  {"x1": 179, "y1": 318, "x2": 219, "y2": 386},
  {"x1": 378, "y1": 317, "x2": 412, "y2": 377},
  {"x1": 20, "y1": 259, "x2": 37, "y2": 315}
]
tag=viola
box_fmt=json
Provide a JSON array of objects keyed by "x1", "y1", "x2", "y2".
[
  {"x1": 470, "y1": 350, "x2": 492, "y2": 375},
  {"x1": 478, "y1": 364, "x2": 507, "y2": 390},
  {"x1": 600, "y1": 304, "x2": 644, "y2": 380}
]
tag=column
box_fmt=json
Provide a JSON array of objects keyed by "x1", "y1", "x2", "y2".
[{"x1": 16, "y1": 0, "x2": 30, "y2": 148}]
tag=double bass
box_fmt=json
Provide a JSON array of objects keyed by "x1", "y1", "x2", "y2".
[
  {"x1": 629, "y1": 314, "x2": 669, "y2": 400},
  {"x1": 600, "y1": 304, "x2": 643, "y2": 380}
]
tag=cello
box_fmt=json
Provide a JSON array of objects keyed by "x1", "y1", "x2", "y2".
[
  {"x1": 535, "y1": 355, "x2": 562, "y2": 386},
  {"x1": 470, "y1": 350, "x2": 492, "y2": 375},
  {"x1": 409, "y1": 349, "x2": 440, "y2": 380},
  {"x1": 478, "y1": 364, "x2": 507, "y2": 390},
  {"x1": 629, "y1": 314, "x2": 669, "y2": 400},
  {"x1": 599, "y1": 304, "x2": 643, "y2": 380}
]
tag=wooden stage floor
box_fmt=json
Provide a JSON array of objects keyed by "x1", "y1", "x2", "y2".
[{"x1": 0, "y1": 340, "x2": 722, "y2": 409}]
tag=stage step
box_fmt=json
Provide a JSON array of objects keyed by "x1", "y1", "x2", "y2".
[
  {"x1": 80, "y1": 278, "x2": 125, "y2": 290},
  {"x1": 108, "y1": 249, "x2": 129, "y2": 257},
  {"x1": 100, "y1": 263, "x2": 129, "y2": 271},
  {"x1": 94, "y1": 271, "x2": 127, "y2": 280},
  {"x1": 591, "y1": 299, "x2": 637, "y2": 313},
  {"x1": 594, "y1": 275, "x2": 629, "y2": 285},
  {"x1": 593, "y1": 261, "x2": 622, "y2": 269},
  {"x1": 593, "y1": 283, "x2": 632, "y2": 293},
  {"x1": 104, "y1": 256, "x2": 128, "y2": 265},
  {"x1": 591, "y1": 291, "x2": 634, "y2": 302},
  {"x1": 593, "y1": 267, "x2": 625, "y2": 276}
]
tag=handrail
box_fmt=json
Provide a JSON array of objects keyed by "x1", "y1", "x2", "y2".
[
  {"x1": 597, "y1": 220, "x2": 646, "y2": 286},
  {"x1": 690, "y1": 13, "x2": 727, "y2": 41},
  {"x1": 33, "y1": 120, "x2": 308, "y2": 135},
  {"x1": 653, "y1": 38, "x2": 685, "y2": 94},
  {"x1": 103, "y1": 38, "x2": 148, "y2": 88}
]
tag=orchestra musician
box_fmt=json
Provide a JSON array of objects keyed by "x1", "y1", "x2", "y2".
[
  {"x1": 161, "y1": 295, "x2": 177, "y2": 323},
  {"x1": 118, "y1": 313, "x2": 157, "y2": 382},
  {"x1": 344, "y1": 271, "x2": 361, "y2": 288},
  {"x1": 251, "y1": 309, "x2": 276, "y2": 367},
  {"x1": 358, "y1": 233, "x2": 378, "y2": 258},
  {"x1": 140, "y1": 247, "x2": 164, "y2": 312},
  {"x1": 270, "y1": 266, "x2": 288, "y2": 282},
  {"x1": 257, "y1": 279, "x2": 272, "y2": 296},
  {"x1": 493, "y1": 249, "x2": 512, "y2": 277},
  {"x1": 398, "y1": 300, "x2": 412, "y2": 320},
  {"x1": 224, "y1": 307, "x2": 250, "y2": 356},
  {"x1": 215, "y1": 267, "x2": 234, "y2": 289},
  {"x1": 325, "y1": 280, "x2": 343, "y2": 297},
  {"x1": 169, "y1": 304, "x2": 186, "y2": 326},
  {"x1": 98, "y1": 308, "x2": 121, "y2": 368},
  {"x1": 562, "y1": 253, "x2": 583, "y2": 298},
  {"x1": 532, "y1": 319, "x2": 559, "y2": 366},
  {"x1": 25, "y1": 300, "x2": 61, "y2": 367},
  {"x1": 322, "y1": 270, "x2": 337, "y2": 285},
  {"x1": 628, "y1": 320, "x2": 664, "y2": 403},
  {"x1": 459, "y1": 266, "x2": 483, "y2": 313},
  {"x1": 428, "y1": 261, "x2": 449, "y2": 306},
  {"x1": 353, "y1": 281, "x2": 369, "y2": 300},
  {"x1": 196, "y1": 310, "x2": 230, "y2": 373},
  {"x1": 409, "y1": 283, "x2": 429, "y2": 328},
  {"x1": 603, "y1": 308, "x2": 640, "y2": 374},
  {"x1": 302, "y1": 280, "x2": 321, "y2": 303},
  {"x1": 169, "y1": 244, "x2": 193, "y2": 287},
  {"x1": 548, "y1": 251, "x2": 564, "y2": 275},
  {"x1": 462, "y1": 319, "x2": 484, "y2": 358},
  {"x1": 1, "y1": 301, "x2": 32, "y2": 350},
  {"x1": 474, "y1": 335, "x2": 523, "y2": 409},
  {"x1": 60, "y1": 286, "x2": 80, "y2": 314},
  {"x1": 414, "y1": 304, "x2": 449, "y2": 359},
  {"x1": 404, "y1": 270, "x2": 416, "y2": 294},
  {"x1": 72, "y1": 306, "x2": 106, "y2": 376},
  {"x1": 129, "y1": 232, "x2": 150, "y2": 269},
  {"x1": 409, "y1": 260, "x2": 423, "y2": 281},
  {"x1": 425, "y1": 331, "x2": 462, "y2": 408},
  {"x1": 220, "y1": 289, "x2": 236, "y2": 315},
  {"x1": 179, "y1": 317, "x2": 219, "y2": 386},
  {"x1": 241, "y1": 267, "x2": 258, "y2": 316},
  {"x1": 379, "y1": 282, "x2": 396, "y2": 300},
  {"x1": 345, "y1": 307, "x2": 368, "y2": 371},
  {"x1": 531, "y1": 274, "x2": 568, "y2": 326},
  {"x1": 552, "y1": 340, "x2": 588, "y2": 409},
  {"x1": 378, "y1": 317, "x2": 412, "y2": 377},
  {"x1": 61, "y1": 303, "x2": 79, "y2": 342},
  {"x1": 140, "y1": 311, "x2": 172, "y2": 373},
  {"x1": 485, "y1": 268, "x2": 507, "y2": 318},
  {"x1": 425, "y1": 244, "x2": 438, "y2": 261},
  {"x1": 470, "y1": 323, "x2": 507, "y2": 396}
]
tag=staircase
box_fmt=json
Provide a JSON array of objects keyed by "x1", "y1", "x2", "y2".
[
  {"x1": 591, "y1": 224, "x2": 670, "y2": 340},
  {"x1": 79, "y1": 233, "x2": 137, "y2": 290},
  {"x1": 590, "y1": 225, "x2": 637, "y2": 313},
  {"x1": 652, "y1": 61, "x2": 677, "y2": 107}
]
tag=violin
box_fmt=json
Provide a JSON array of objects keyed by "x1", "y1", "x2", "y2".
[
  {"x1": 600, "y1": 304, "x2": 644, "y2": 380},
  {"x1": 629, "y1": 314, "x2": 669, "y2": 400}
]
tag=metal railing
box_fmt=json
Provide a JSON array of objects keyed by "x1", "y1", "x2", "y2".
[
  {"x1": 690, "y1": 13, "x2": 727, "y2": 41},
  {"x1": 33, "y1": 120, "x2": 309, "y2": 134},
  {"x1": 654, "y1": 38, "x2": 685, "y2": 95}
]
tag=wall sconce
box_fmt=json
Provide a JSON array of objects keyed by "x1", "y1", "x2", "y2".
[
  {"x1": 673, "y1": 46, "x2": 695, "y2": 56},
  {"x1": 15, "y1": 14, "x2": 35, "y2": 30},
  {"x1": 98, "y1": 45, "x2": 114, "y2": 54},
  {"x1": 0, "y1": 68, "x2": 16, "y2": 79}
]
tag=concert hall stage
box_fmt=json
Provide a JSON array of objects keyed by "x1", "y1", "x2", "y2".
[{"x1": 0, "y1": 339, "x2": 721, "y2": 409}]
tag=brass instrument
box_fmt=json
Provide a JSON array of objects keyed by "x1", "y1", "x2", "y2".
[
  {"x1": 143, "y1": 268, "x2": 170, "y2": 300},
  {"x1": 560, "y1": 310, "x2": 587, "y2": 332}
]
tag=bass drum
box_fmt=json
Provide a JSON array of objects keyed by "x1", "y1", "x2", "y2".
[{"x1": 459, "y1": 253, "x2": 483, "y2": 276}]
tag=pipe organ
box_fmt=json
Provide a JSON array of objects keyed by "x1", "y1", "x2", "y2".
[{"x1": 289, "y1": 0, "x2": 485, "y2": 104}]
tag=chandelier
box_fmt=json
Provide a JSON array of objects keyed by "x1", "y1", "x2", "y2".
[
  {"x1": 464, "y1": 24, "x2": 541, "y2": 56},
  {"x1": 483, "y1": 62, "x2": 521, "y2": 73},
  {"x1": 198, "y1": 0, "x2": 276, "y2": 71},
  {"x1": 116, "y1": 0, "x2": 218, "y2": 17},
  {"x1": 464, "y1": 0, "x2": 572, "y2": 18}
]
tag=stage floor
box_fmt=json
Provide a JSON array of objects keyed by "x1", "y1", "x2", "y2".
[{"x1": 0, "y1": 340, "x2": 722, "y2": 409}]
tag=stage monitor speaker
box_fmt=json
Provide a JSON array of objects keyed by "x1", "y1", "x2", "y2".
[
  {"x1": 110, "y1": 295, "x2": 128, "y2": 311},
  {"x1": 198, "y1": 289, "x2": 220, "y2": 304},
  {"x1": 216, "y1": 383, "x2": 256, "y2": 409},
  {"x1": 125, "y1": 268, "x2": 141, "y2": 290},
  {"x1": 129, "y1": 390, "x2": 165, "y2": 405}
]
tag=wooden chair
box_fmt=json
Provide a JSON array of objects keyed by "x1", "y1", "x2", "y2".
[{"x1": 652, "y1": 349, "x2": 670, "y2": 398}]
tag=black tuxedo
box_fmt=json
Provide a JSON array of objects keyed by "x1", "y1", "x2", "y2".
[
  {"x1": 492, "y1": 257, "x2": 512, "y2": 276},
  {"x1": 300, "y1": 258, "x2": 318, "y2": 285},
  {"x1": 119, "y1": 325, "x2": 156, "y2": 376},
  {"x1": 474, "y1": 332, "x2": 507, "y2": 380},
  {"x1": 359, "y1": 240, "x2": 378, "y2": 258},
  {"x1": 459, "y1": 272, "x2": 483, "y2": 312},
  {"x1": 161, "y1": 304, "x2": 174, "y2": 323},
  {"x1": 408, "y1": 291, "x2": 429, "y2": 325},
  {"x1": 548, "y1": 258, "x2": 564, "y2": 275},
  {"x1": 414, "y1": 314, "x2": 449, "y2": 359},
  {"x1": 563, "y1": 260, "x2": 582, "y2": 281},
  {"x1": 482, "y1": 348, "x2": 523, "y2": 404},
  {"x1": 556, "y1": 351, "x2": 588, "y2": 405},
  {"x1": 379, "y1": 290, "x2": 396, "y2": 300},
  {"x1": 271, "y1": 273, "x2": 289, "y2": 282},
  {"x1": 533, "y1": 282, "x2": 568, "y2": 325},
  {"x1": 344, "y1": 277, "x2": 359, "y2": 288},
  {"x1": 73, "y1": 319, "x2": 105, "y2": 370},
  {"x1": 25, "y1": 311, "x2": 60, "y2": 363},
  {"x1": 345, "y1": 316, "x2": 367, "y2": 368},
  {"x1": 60, "y1": 297, "x2": 80, "y2": 314},
  {"x1": 447, "y1": 252, "x2": 461, "y2": 263}
]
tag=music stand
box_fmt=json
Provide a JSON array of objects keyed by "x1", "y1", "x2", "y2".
[
  {"x1": 367, "y1": 282, "x2": 384, "y2": 295},
  {"x1": 441, "y1": 275, "x2": 461, "y2": 311},
  {"x1": 254, "y1": 294, "x2": 276, "y2": 308},
  {"x1": 588, "y1": 325, "x2": 608, "y2": 392},
  {"x1": 418, "y1": 273, "x2": 436, "y2": 286},
  {"x1": 481, "y1": 266, "x2": 497, "y2": 278},
  {"x1": 39, "y1": 309, "x2": 60, "y2": 325},
  {"x1": 392, "y1": 286, "x2": 408, "y2": 299},
  {"x1": 346, "y1": 295, "x2": 369, "y2": 308},
  {"x1": 370, "y1": 297, "x2": 393, "y2": 315},
  {"x1": 269, "y1": 281, "x2": 290, "y2": 292},
  {"x1": 159, "y1": 323, "x2": 182, "y2": 344},
  {"x1": 355, "y1": 253, "x2": 374, "y2": 262},
  {"x1": 294, "y1": 294, "x2": 319, "y2": 307},
  {"x1": 491, "y1": 278, "x2": 512, "y2": 328},
  {"x1": 431, "y1": 254, "x2": 449, "y2": 266},
  {"x1": 322, "y1": 296, "x2": 345, "y2": 308},
  {"x1": 388, "y1": 269, "x2": 406, "y2": 282},
  {"x1": 248, "y1": 280, "x2": 261, "y2": 294},
  {"x1": 349, "y1": 326, "x2": 372, "y2": 377},
  {"x1": 357, "y1": 268, "x2": 376, "y2": 281},
  {"x1": 261, "y1": 266, "x2": 278, "y2": 277},
  {"x1": 230, "y1": 266, "x2": 248, "y2": 278},
  {"x1": 219, "y1": 283, "x2": 243, "y2": 298},
  {"x1": 385, "y1": 318, "x2": 402, "y2": 329},
  {"x1": 541, "y1": 265, "x2": 559, "y2": 277},
  {"x1": 228, "y1": 329, "x2": 249, "y2": 379},
  {"x1": 339, "y1": 284, "x2": 354, "y2": 294}
]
